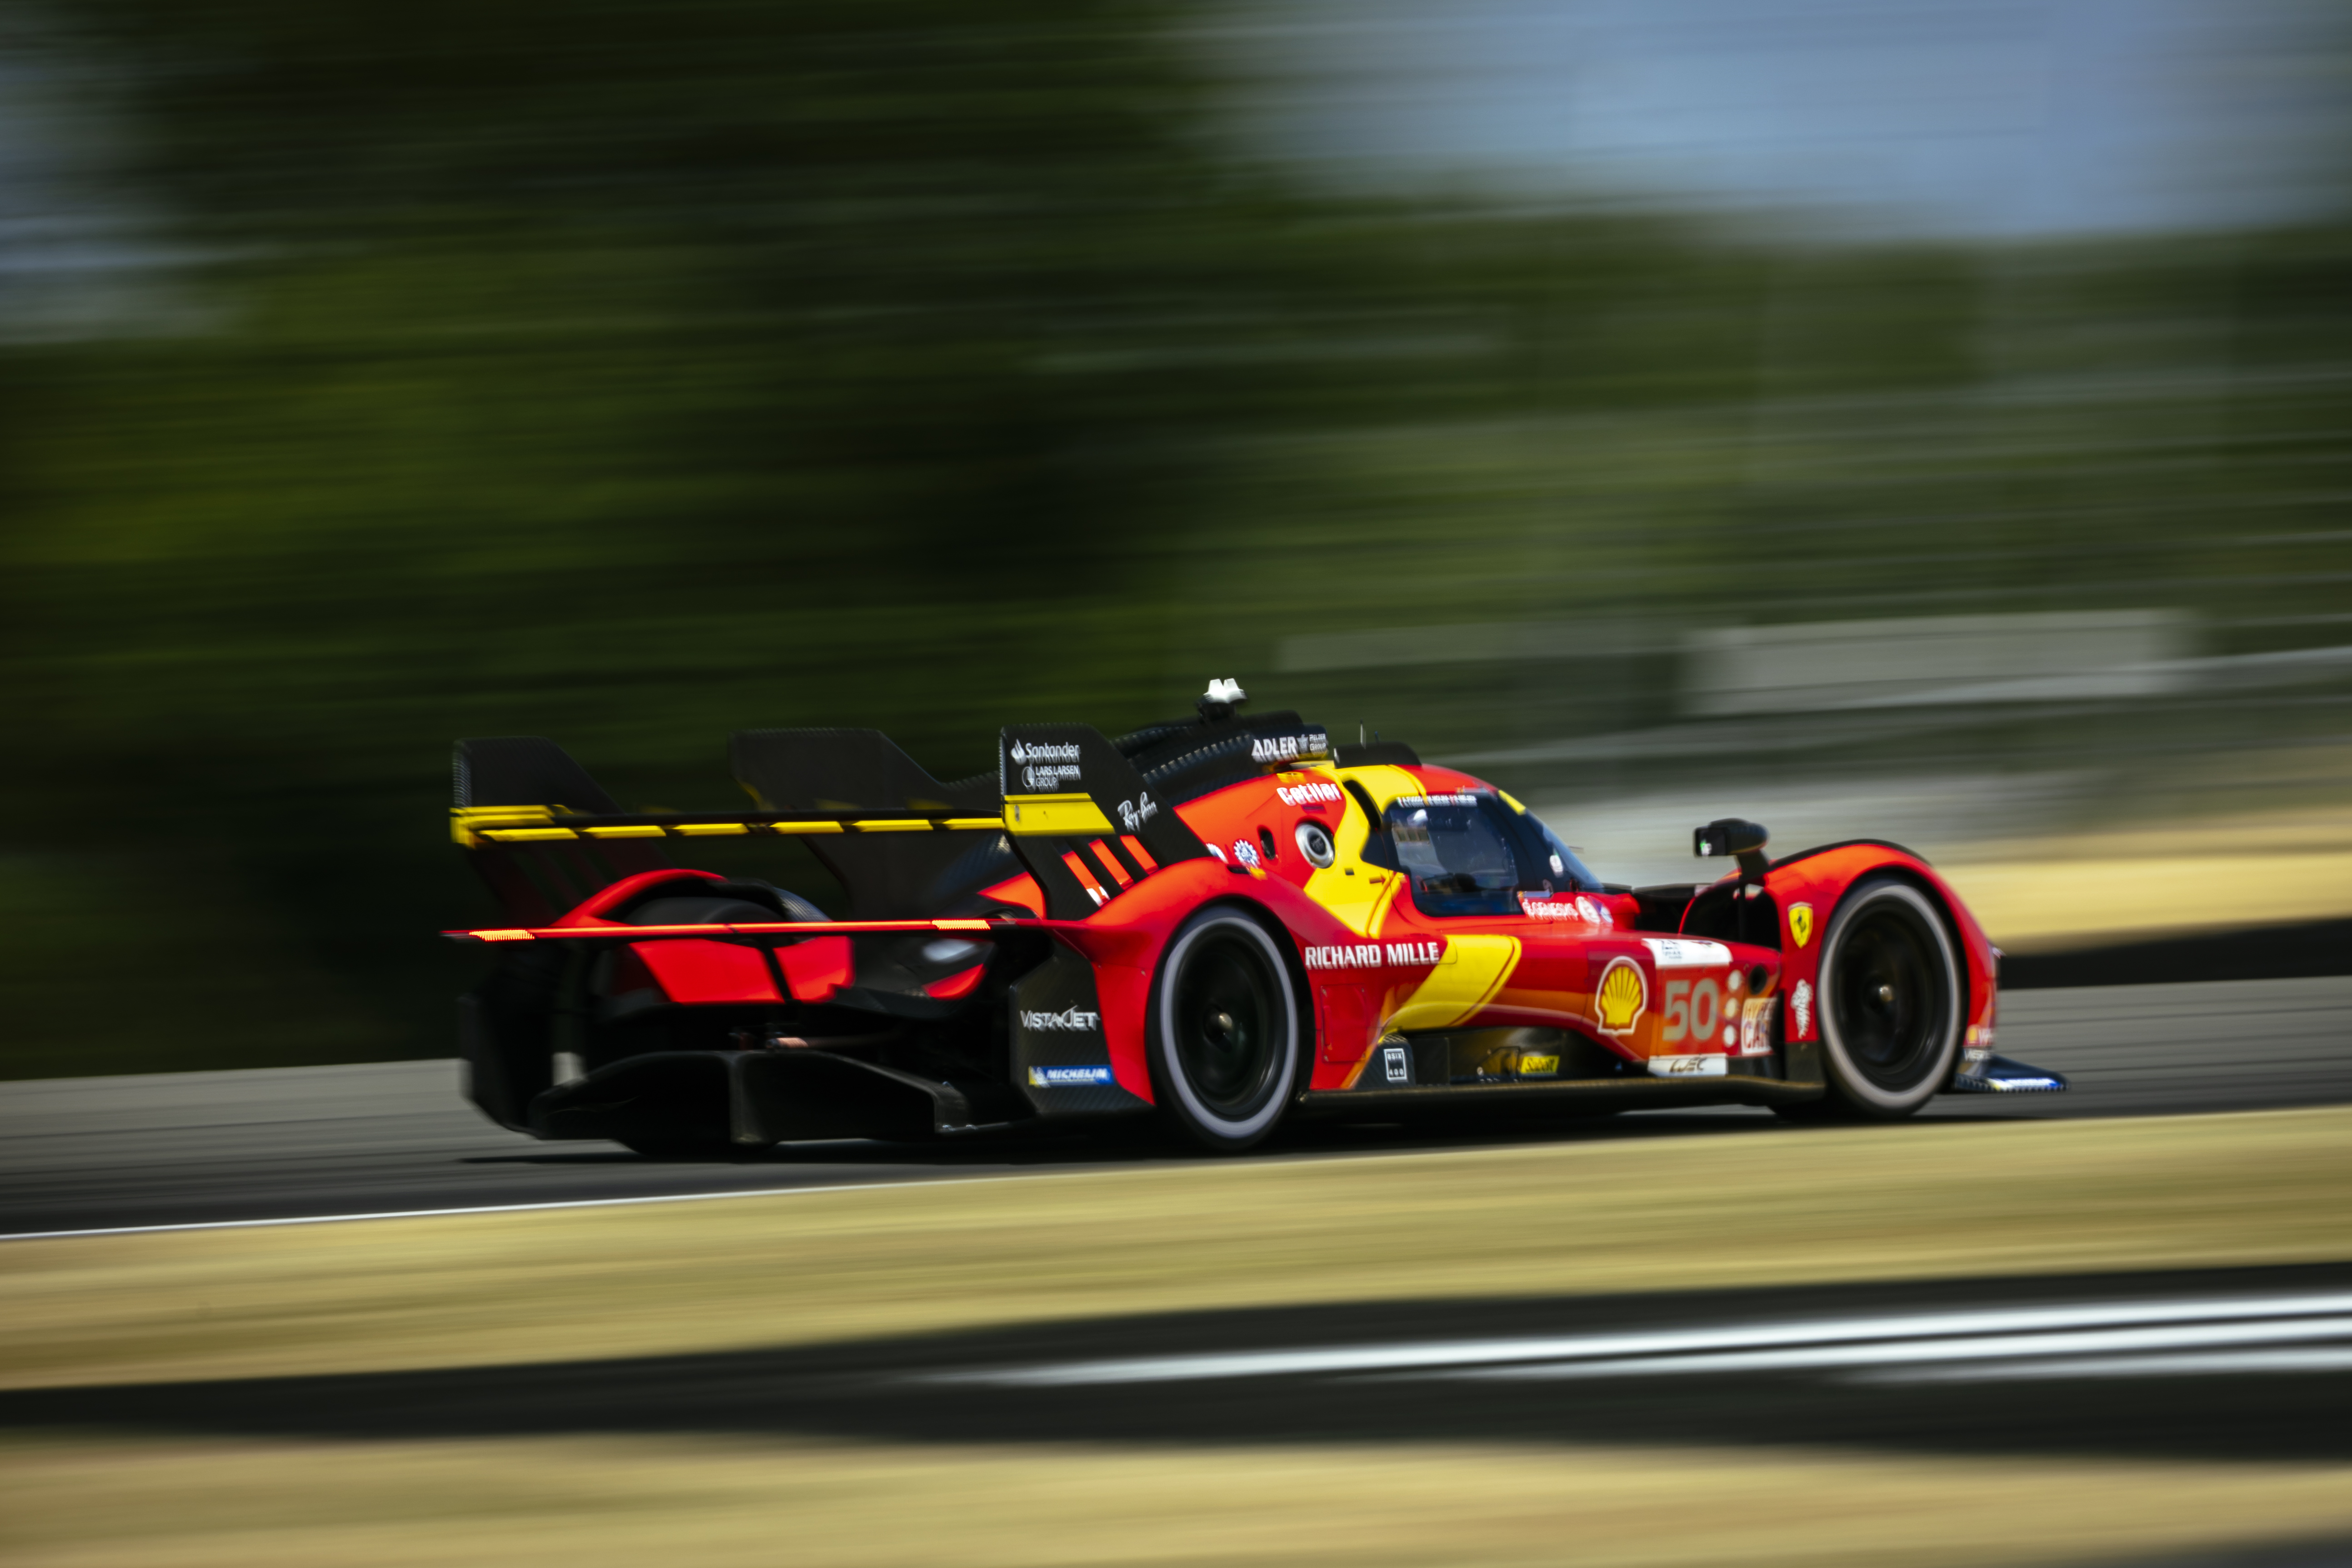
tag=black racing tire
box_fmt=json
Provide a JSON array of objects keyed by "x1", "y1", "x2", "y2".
[
  {"x1": 1811, "y1": 877, "x2": 1963, "y2": 1120},
  {"x1": 1147, "y1": 908, "x2": 1302, "y2": 1153}
]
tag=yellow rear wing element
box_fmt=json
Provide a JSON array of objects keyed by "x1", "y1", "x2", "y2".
[
  {"x1": 1000, "y1": 793, "x2": 1115, "y2": 836},
  {"x1": 451, "y1": 804, "x2": 1007, "y2": 849},
  {"x1": 442, "y1": 914, "x2": 1060, "y2": 944}
]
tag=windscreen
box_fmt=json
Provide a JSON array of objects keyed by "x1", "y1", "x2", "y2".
[
  {"x1": 1386, "y1": 794, "x2": 1521, "y2": 917},
  {"x1": 1509, "y1": 804, "x2": 1604, "y2": 894}
]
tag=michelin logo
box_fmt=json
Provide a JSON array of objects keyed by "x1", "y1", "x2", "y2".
[
  {"x1": 1028, "y1": 1065, "x2": 1115, "y2": 1087},
  {"x1": 1021, "y1": 1005, "x2": 1101, "y2": 1032}
]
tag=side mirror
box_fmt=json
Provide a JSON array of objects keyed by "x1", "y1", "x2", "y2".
[{"x1": 1694, "y1": 818, "x2": 1769, "y2": 878}]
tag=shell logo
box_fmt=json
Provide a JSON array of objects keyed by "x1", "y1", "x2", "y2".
[
  {"x1": 1595, "y1": 956, "x2": 1647, "y2": 1036},
  {"x1": 1789, "y1": 903, "x2": 1815, "y2": 948}
]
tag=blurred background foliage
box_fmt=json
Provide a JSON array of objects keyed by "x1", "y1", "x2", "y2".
[{"x1": 0, "y1": 0, "x2": 2347, "y2": 1074}]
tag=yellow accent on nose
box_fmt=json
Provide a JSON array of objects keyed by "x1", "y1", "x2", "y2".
[{"x1": 1386, "y1": 936, "x2": 1521, "y2": 1033}]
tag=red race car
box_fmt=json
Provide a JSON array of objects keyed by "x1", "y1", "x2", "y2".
[{"x1": 446, "y1": 682, "x2": 2062, "y2": 1154}]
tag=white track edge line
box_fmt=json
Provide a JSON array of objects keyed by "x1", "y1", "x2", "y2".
[
  {"x1": 943, "y1": 1293, "x2": 2352, "y2": 1385},
  {"x1": 0, "y1": 1133, "x2": 1543, "y2": 1242},
  {"x1": 0, "y1": 1118, "x2": 1842, "y2": 1243},
  {"x1": 0, "y1": 1172, "x2": 1074, "y2": 1242}
]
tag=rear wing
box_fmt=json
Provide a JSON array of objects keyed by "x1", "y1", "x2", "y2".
[
  {"x1": 451, "y1": 804, "x2": 1004, "y2": 847},
  {"x1": 444, "y1": 914, "x2": 1058, "y2": 944},
  {"x1": 453, "y1": 726, "x2": 1218, "y2": 924}
]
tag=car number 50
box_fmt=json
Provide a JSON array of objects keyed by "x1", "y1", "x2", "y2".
[{"x1": 1663, "y1": 978, "x2": 1722, "y2": 1044}]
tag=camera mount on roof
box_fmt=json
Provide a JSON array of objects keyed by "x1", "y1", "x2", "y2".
[{"x1": 1197, "y1": 678, "x2": 1248, "y2": 722}]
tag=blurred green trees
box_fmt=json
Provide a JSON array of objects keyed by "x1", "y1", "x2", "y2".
[{"x1": 1, "y1": 1, "x2": 2346, "y2": 1074}]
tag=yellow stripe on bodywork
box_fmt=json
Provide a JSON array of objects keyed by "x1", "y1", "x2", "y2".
[
  {"x1": 453, "y1": 805, "x2": 1005, "y2": 846},
  {"x1": 1385, "y1": 935, "x2": 1522, "y2": 1032},
  {"x1": 1299, "y1": 764, "x2": 1421, "y2": 937},
  {"x1": 1004, "y1": 794, "x2": 1115, "y2": 836},
  {"x1": 452, "y1": 805, "x2": 556, "y2": 844},
  {"x1": 1343, "y1": 765, "x2": 1428, "y2": 812}
]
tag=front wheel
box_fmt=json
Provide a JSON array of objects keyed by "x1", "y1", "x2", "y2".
[
  {"x1": 1811, "y1": 878, "x2": 1963, "y2": 1120},
  {"x1": 1148, "y1": 909, "x2": 1302, "y2": 1153}
]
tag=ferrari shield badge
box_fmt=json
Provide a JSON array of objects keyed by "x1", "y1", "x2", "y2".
[
  {"x1": 1788, "y1": 903, "x2": 1815, "y2": 948},
  {"x1": 1595, "y1": 956, "x2": 1647, "y2": 1036}
]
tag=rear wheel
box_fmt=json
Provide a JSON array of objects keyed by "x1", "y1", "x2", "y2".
[
  {"x1": 1149, "y1": 909, "x2": 1301, "y2": 1153},
  {"x1": 1808, "y1": 878, "x2": 1962, "y2": 1120}
]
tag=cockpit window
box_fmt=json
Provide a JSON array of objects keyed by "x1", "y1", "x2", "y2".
[
  {"x1": 1385, "y1": 794, "x2": 1521, "y2": 917},
  {"x1": 1508, "y1": 804, "x2": 1604, "y2": 894}
]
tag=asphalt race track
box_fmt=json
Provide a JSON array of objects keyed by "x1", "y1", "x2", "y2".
[
  {"x1": 2, "y1": 1263, "x2": 2347, "y2": 1467},
  {"x1": 3, "y1": 975, "x2": 2347, "y2": 1237},
  {"x1": 7, "y1": 979, "x2": 2352, "y2": 1567}
]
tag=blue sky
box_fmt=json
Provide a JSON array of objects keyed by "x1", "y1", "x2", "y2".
[{"x1": 1228, "y1": 0, "x2": 2347, "y2": 238}]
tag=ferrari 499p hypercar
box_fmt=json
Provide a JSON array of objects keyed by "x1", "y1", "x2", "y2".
[{"x1": 446, "y1": 684, "x2": 2063, "y2": 1155}]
